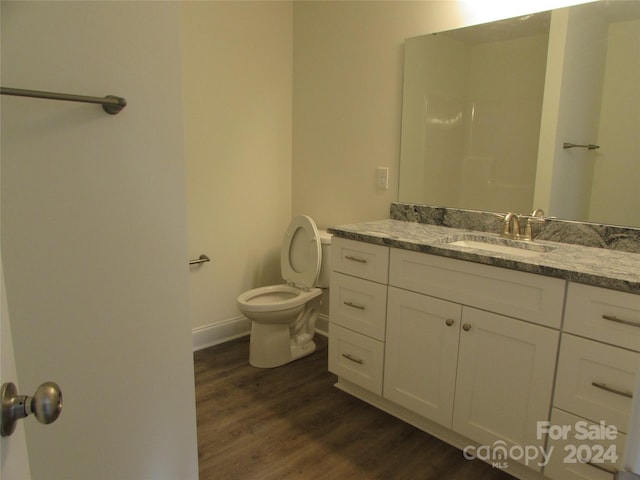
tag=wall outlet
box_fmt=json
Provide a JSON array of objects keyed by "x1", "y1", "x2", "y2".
[{"x1": 376, "y1": 167, "x2": 389, "y2": 190}]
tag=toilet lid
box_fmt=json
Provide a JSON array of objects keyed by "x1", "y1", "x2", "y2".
[{"x1": 281, "y1": 215, "x2": 321, "y2": 290}]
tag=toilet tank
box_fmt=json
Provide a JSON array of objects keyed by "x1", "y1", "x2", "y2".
[{"x1": 316, "y1": 229, "x2": 332, "y2": 288}]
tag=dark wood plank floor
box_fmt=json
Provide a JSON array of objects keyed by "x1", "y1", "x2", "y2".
[{"x1": 194, "y1": 335, "x2": 514, "y2": 480}]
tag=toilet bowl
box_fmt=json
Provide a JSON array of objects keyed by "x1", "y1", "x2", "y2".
[{"x1": 237, "y1": 215, "x2": 331, "y2": 368}]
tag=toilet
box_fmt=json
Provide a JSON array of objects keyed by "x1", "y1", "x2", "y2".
[{"x1": 237, "y1": 215, "x2": 331, "y2": 368}]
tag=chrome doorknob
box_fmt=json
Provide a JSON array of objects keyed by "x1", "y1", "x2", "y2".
[{"x1": 1, "y1": 381, "x2": 63, "y2": 437}]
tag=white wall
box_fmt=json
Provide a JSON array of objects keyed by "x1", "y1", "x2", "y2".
[
  {"x1": 1, "y1": 2, "x2": 198, "y2": 478},
  {"x1": 182, "y1": 1, "x2": 293, "y2": 345}
]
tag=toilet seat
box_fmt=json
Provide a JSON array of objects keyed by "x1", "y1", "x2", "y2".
[
  {"x1": 237, "y1": 216, "x2": 323, "y2": 314},
  {"x1": 236, "y1": 284, "x2": 321, "y2": 313},
  {"x1": 281, "y1": 215, "x2": 321, "y2": 290}
]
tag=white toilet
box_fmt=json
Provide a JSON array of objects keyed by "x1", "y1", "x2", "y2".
[{"x1": 237, "y1": 215, "x2": 331, "y2": 368}]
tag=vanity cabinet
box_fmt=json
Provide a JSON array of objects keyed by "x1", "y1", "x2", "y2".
[
  {"x1": 384, "y1": 249, "x2": 561, "y2": 470},
  {"x1": 328, "y1": 238, "x2": 389, "y2": 395},
  {"x1": 327, "y1": 234, "x2": 640, "y2": 480},
  {"x1": 545, "y1": 283, "x2": 640, "y2": 480}
]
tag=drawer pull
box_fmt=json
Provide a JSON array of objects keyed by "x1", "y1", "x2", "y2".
[
  {"x1": 344, "y1": 301, "x2": 365, "y2": 310},
  {"x1": 602, "y1": 314, "x2": 640, "y2": 328},
  {"x1": 586, "y1": 461, "x2": 617, "y2": 475},
  {"x1": 342, "y1": 353, "x2": 364, "y2": 365},
  {"x1": 445, "y1": 319, "x2": 454, "y2": 327},
  {"x1": 345, "y1": 255, "x2": 368, "y2": 264},
  {"x1": 592, "y1": 381, "x2": 633, "y2": 399},
  {"x1": 462, "y1": 323, "x2": 471, "y2": 332}
]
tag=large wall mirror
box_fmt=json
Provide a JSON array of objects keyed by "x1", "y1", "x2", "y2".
[{"x1": 398, "y1": 1, "x2": 640, "y2": 228}]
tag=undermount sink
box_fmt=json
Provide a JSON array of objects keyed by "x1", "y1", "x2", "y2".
[{"x1": 443, "y1": 234, "x2": 555, "y2": 258}]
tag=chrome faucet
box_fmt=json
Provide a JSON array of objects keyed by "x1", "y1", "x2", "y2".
[{"x1": 502, "y1": 213, "x2": 521, "y2": 239}]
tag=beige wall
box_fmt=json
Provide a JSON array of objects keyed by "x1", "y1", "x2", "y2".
[
  {"x1": 292, "y1": 0, "x2": 589, "y2": 229},
  {"x1": 535, "y1": 4, "x2": 608, "y2": 221},
  {"x1": 184, "y1": 0, "x2": 595, "y2": 340},
  {"x1": 589, "y1": 18, "x2": 640, "y2": 226},
  {"x1": 182, "y1": 1, "x2": 293, "y2": 338},
  {"x1": 292, "y1": 1, "x2": 457, "y2": 229}
]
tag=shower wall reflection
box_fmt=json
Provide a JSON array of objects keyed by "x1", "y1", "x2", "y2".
[{"x1": 399, "y1": 15, "x2": 549, "y2": 214}]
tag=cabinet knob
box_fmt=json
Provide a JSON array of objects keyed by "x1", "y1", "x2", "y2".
[
  {"x1": 445, "y1": 319, "x2": 454, "y2": 327},
  {"x1": 462, "y1": 323, "x2": 471, "y2": 332}
]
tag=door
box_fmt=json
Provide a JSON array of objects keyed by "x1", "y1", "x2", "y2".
[
  {"x1": 1, "y1": 258, "x2": 31, "y2": 480},
  {"x1": 452, "y1": 307, "x2": 559, "y2": 471},
  {"x1": 1, "y1": 2, "x2": 199, "y2": 479},
  {"x1": 384, "y1": 287, "x2": 462, "y2": 427}
]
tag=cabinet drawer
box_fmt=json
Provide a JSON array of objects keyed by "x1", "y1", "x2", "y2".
[
  {"x1": 565, "y1": 283, "x2": 640, "y2": 352},
  {"x1": 328, "y1": 324, "x2": 384, "y2": 395},
  {"x1": 544, "y1": 409, "x2": 626, "y2": 480},
  {"x1": 330, "y1": 272, "x2": 387, "y2": 341},
  {"x1": 389, "y1": 248, "x2": 565, "y2": 328},
  {"x1": 554, "y1": 334, "x2": 638, "y2": 433},
  {"x1": 331, "y1": 237, "x2": 389, "y2": 284}
]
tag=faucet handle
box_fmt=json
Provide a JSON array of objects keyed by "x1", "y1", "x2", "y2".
[{"x1": 523, "y1": 209, "x2": 546, "y2": 240}]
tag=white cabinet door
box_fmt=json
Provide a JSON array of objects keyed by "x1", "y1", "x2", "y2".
[
  {"x1": 384, "y1": 287, "x2": 462, "y2": 427},
  {"x1": 452, "y1": 307, "x2": 559, "y2": 471}
]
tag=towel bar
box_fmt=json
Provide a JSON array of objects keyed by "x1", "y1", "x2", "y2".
[{"x1": 1, "y1": 86, "x2": 127, "y2": 115}]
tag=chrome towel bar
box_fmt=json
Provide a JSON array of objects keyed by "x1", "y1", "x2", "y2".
[
  {"x1": 1, "y1": 86, "x2": 127, "y2": 115},
  {"x1": 189, "y1": 254, "x2": 211, "y2": 266},
  {"x1": 563, "y1": 142, "x2": 600, "y2": 150}
]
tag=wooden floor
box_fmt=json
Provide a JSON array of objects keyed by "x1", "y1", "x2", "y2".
[{"x1": 194, "y1": 335, "x2": 514, "y2": 480}]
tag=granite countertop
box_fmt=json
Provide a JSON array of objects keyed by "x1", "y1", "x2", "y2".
[{"x1": 328, "y1": 219, "x2": 640, "y2": 294}]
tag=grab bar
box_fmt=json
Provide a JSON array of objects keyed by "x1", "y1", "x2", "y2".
[
  {"x1": 189, "y1": 254, "x2": 211, "y2": 266},
  {"x1": 1, "y1": 87, "x2": 127, "y2": 115}
]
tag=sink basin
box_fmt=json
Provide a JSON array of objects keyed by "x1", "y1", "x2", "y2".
[{"x1": 443, "y1": 234, "x2": 554, "y2": 258}]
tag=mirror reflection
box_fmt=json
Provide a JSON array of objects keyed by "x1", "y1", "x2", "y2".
[{"x1": 398, "y1": 1, "x2": 640, "y2": 227}]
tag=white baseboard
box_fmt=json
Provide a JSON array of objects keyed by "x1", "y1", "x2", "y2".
[
  {"x1": 192, "y1": 316, "x2": 250, "y2": 351},
  {"x1": 192, "y1": 313, "x2": 330, "y2": 351}
]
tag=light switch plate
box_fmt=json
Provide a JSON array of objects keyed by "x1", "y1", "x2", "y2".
[{"x1": 376, "y1": 167, "x2": 389, "y2": 189}]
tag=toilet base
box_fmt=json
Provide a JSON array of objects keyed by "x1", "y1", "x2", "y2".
[{"x1": 249, "y1": 321, "x2": 316, "y2": 368}]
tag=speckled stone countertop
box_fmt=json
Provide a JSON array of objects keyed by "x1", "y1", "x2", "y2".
[{"x1": 327, "y1": 219, "x2": 640, "y2": 294}]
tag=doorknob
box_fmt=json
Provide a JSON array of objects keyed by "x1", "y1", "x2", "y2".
[{"x1": 1, "y1": 381, "x2": 63, "y2": 437}]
